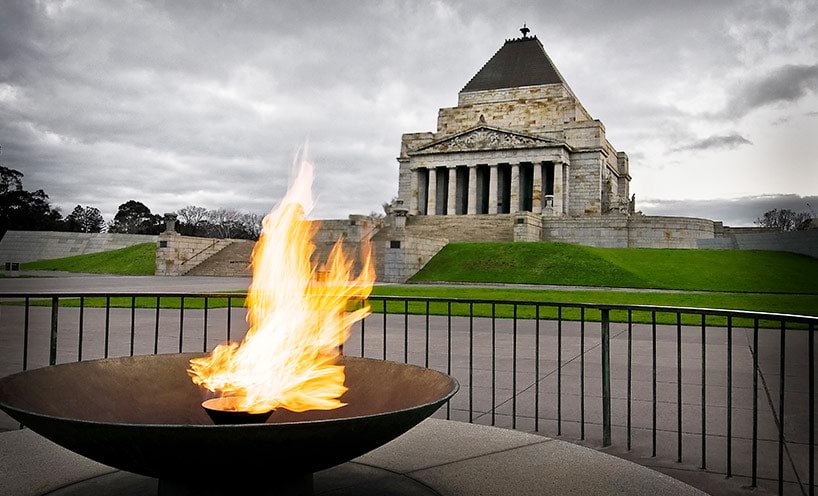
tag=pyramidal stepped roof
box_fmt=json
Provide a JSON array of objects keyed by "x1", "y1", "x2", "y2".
[{"x1": 461, "y1": 32, "x2": 566, "y2": 93}]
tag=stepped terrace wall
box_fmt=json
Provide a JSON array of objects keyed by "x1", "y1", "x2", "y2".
[{"x1": 0, "y1": 230, "x2": 157, "y2": 265}]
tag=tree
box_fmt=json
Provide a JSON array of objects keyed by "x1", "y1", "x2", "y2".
[
  {"x1": 65, "y1": 205, "x2": 105, "y2": 233},
  {"x1": 207, "y1": 208, "x2": 241, "y2": 239},
  {"x1": 108, "y1": 200, "x2": 162, "y2": 234},
  {"x1": 177, "y1": 205, "x2": 208, "y2": 226},
  {"x1": 175, "y1": 205, "x2": 211, "y2": 236},
  {"x1": 754, "y1": 209, "x2": 812, "y2": 231},
  {"x1": 0, "y1": 165, "x2": 63, "y2": 237},
  {"x1": 0, "y1": 165, "x2": 23, "y2": 195},
  {"x1": 236, "y1": 212, "x2": 262, "y2": 240}
]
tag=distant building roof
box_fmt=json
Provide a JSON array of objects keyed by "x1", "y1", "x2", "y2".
[{"x1": 461, "y1": 35, "x2": 565, "y2": 93}]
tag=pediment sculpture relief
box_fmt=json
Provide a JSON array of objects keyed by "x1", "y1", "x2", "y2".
[{"x1": 412, "y1": 127, "x2": 557, "y2": 154}]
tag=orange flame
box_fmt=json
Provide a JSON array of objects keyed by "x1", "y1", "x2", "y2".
[{"x1": 188, "y1": 152, "x2": 374, "y2": 413}]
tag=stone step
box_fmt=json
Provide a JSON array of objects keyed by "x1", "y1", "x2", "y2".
[{"x1": 184, "y1": 240, "x2": 254, "y2": 277}]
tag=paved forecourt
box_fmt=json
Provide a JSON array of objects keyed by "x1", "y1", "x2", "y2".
[{"x1": 0, "y1": 418, "x2": 704, "y2": 495}]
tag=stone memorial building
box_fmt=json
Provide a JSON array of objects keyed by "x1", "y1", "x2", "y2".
[{"x1": 398, "y1": 26, "x2": 633, "y2": 219}]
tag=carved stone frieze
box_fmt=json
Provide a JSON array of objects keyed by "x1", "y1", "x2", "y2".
[{"x1": 410, "y1": 127, "x2": 559, "y2": 155}]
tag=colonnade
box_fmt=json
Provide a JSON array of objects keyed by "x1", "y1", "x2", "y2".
[{"x1": 409, "y1": 162, "x2": 567, "y2": 216}]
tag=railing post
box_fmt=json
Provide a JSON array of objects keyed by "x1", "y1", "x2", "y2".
[
  {"x1": 601, "y1": 308, "x2": 611, "y2": 447},
  {"x1": 49, "y1": 297, "x2": 59, "y2": 366}
]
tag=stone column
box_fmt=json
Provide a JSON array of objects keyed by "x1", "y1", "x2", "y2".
[
  {"x1": 510, "y1": 163, "x2": 520, "y2": 213},
  {"x1": 467, "y1": 166, "x2": 478, "y2": 215},
  {"x1": 427, "y1": 168, "x2": 437, "y2": 216},
  {"x1": 409, "y1": 169, "x2": 419, "y2": 215},
  {"x1": 488, "y1": 165, "x2": 498, "y2": 214},
  {"x1": 447, "y1": 167, "x2": 457, "y2": 215},
  {"x1": 532, "y1": 162, "x2": 543, "y2": 214},
  {"x1": 553, "y1": 162, "x2": 563, "y2": 215}
]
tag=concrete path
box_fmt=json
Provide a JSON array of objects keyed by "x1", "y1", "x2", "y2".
[
  {"x1": 0, "y1": 419, "x2": 704, "y2": 495},
  {"x1": 0, "y1": 274, "x2": 251, "y2": 293}
]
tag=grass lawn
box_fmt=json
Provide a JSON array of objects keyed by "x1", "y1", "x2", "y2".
[
  {"x1": 410, "y1": 242, "x2": 818, "y2": 294},
  {"x1": 21, "y1": 243, "x2": 156, "y2": 276}
]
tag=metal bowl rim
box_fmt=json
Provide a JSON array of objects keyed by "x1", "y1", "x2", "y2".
[{"x1": 0, "y1": 353, "x2": 460, "y2": 429}]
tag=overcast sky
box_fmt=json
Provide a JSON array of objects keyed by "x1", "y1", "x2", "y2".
[{"x1": 1, "y1": 0, "x2": 817, "y2": 226}]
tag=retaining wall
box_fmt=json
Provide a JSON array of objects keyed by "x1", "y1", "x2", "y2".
[
  {"x1": 699, "y1": 229, "x2": 818, "y2": 258},
  {"x1": 0, "y1": 230, "x2": 158, "y2": 265}
]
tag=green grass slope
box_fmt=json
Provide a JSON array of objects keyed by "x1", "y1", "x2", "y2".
[
  {"x1": 21, "y1": 243, "x2": 156, "y2": 275},
  {"x1": 409, "y1": 242, "x2": 818, "y2": 294}
]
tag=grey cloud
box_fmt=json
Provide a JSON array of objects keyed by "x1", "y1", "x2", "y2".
[
  {"x1": 723, "y1": 64, "x2": 818, "y2": 118},
  {"x1": 0, "y1": 0, "x2": 816, "y2": 224},
  {"x1": 672, "y1": 133, "x2": 752, "y2": 152},
  {"x1": 639, "y1": 194, "x2": 818, "y2": 227}
]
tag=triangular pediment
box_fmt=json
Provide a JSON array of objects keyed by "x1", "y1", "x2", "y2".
[{"x1": 409, "y1": 126, "x2": 562, "y2": 155}]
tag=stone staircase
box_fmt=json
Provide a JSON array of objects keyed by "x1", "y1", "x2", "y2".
[{"x1": 184, "y1": 240, "x2": 254, "y2": 277}]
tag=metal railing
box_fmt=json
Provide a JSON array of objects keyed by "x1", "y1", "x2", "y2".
[{"x1": 0, "y1": 292, "x2": 815, "y2": 495}]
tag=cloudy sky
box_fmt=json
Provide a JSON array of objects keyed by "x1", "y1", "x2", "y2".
[{"x1": 1, "y1": 0, "x2": 817, "y2": 225}]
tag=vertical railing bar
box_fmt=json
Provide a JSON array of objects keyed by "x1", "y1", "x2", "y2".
[
  {"x1": 627, "y1": 309, "x2": 632, "y2": 450},
  {"x1": 558, "y1": 305, "x2": 562, "y2": 436},
  {"x1": 22, "y1": 297, "x2": 30, "y2": 371},
  {"x1": 154, "y1": 296, "x2": 160, "y2": 355},
  {"x1": 535, "y1": 305, "x2": 540, "y2": 432},
  {"x1": 727, "y1": 315, "x2": 733, "y2": 478},
  {"x1": 49, "y1": 297, "x2": 59, "y2": 366},
  {"x1": 601, "y1": 308, "x2": 611, "y2": 447},
  {"x1": 447, "y1": 301, "x2": 452, "y2": 420},
  {"x1": 129, "y1": 296, "x2": 136, "y2": 357},
  {"x1": 778, "y1": 320, "x2": 786, "y2": 494},
  {"x1": 701, "y1": 314, "x2": 707, "y2": 470},
  {"x1": 491, "y1": 302, "x2": 496, "y2": 426},
  {"x1": 226, "y1": 297, "x2": 232, "y2": 342},
  {"x1": 104, "y1": 296, "x2": 110, "y2": 359},
  {"x1": 580, "y1": 306, "x2": 585, "y2": 440},
  {"x1": 809, "y1": 322, "x2": 814, "y2": 496},
  {"x1": 77, "y1": 297, "x2": 85, "y2": 362},
  {"x1": 382, "y1": 301, "x2": 387, "y2": 361},
  {"x1": 424, "y1": 301, "x2": 430, "y2": 368},
  {"x1": 179, "y1": 296, "x2": 185, "y2": 353},
  {"x1": 469, "y1": 302, "x2": 474, "y2": 423},
  {"x1": 203, "y1": 297, "x2": 209, "y2": 353},
  {"x1": 512, "y1": 303, "x2": 518, "y2": 430},
  {"x1": 404, "y1": 299, "x2": 409, "y2": 364},
  {"x1": 677, "y1": 311, "x2": 682, "y2": 463},
  {"x1": 652, "y1": 310, "x2": 657, "y2": 457},
  {"x1": 361, "y1": 302, "x2": 366, "y2": 358},
  {"x1": 752, "y1": 318, "x2": 759, "y2": 487}
]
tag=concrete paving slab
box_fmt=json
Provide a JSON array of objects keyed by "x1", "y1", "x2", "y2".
[
  {"x1": 354, "y1": 417, "x2": 545, "y2": 472},
  {"x1": 410, "y1": 431, "x2": 705, "y2": 496},
  {"x1": 0, "y1": 429, "x2": 116, "y2": 496}
]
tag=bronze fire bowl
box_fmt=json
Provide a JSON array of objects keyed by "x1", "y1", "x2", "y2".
[{"x1": 0, "y1": 353, "x2": 458, "y2": 494}]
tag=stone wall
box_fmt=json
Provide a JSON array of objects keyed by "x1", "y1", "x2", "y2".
[
  {"x1": 540, "y1": 215, "x2": 715, "y2": 248},
  {"x1": 311, "y1": 215, "x2": 381, "y2": 275},
  {"x1": 373, "y1": 226, "x2": 448, "y2": 283},
  {"x1": 626, "y1": 216, "x2": 715, "y2": 248},
  {"x1": 447, "y1": 85, "x2": 593, "y2": 134},
  {"x1": 155, "y1": 234, "x2": 233, "y2": 276},
  {"x1": 513, "y1": 212, "x2": 542, "y2": 242},
  {"x1": 567, "y1": 151, "x2": 603, "y2": 216},
  {"x1": 406, "y1": 214, "x2": 515, "y2": 242},
  {"x1": 0, "y1": 230, "x2": 158, "y2": 265},
  {"x1": 699, "y1": 229, "x2": 818, "y2": 258}
]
